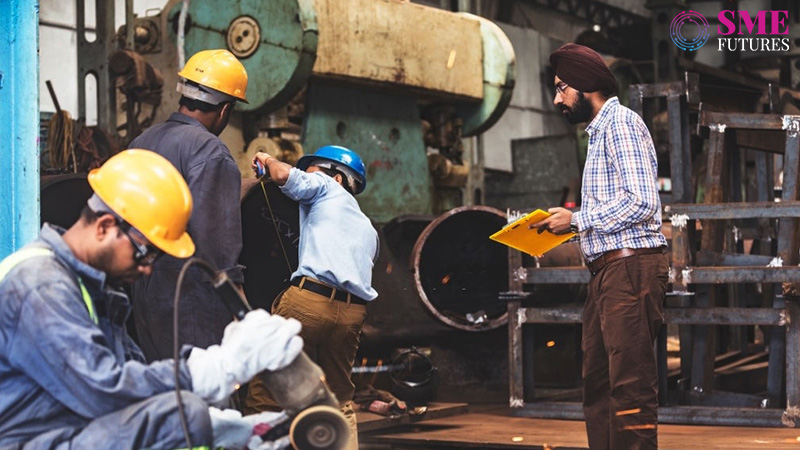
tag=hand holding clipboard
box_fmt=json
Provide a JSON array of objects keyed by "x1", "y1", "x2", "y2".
[{"x1": 489, "y1": 208, "x2": 576, "y2": 257}]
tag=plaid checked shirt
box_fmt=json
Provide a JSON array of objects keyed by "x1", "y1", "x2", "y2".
[{"x1": 572, "y1": 97, "x2": 667, "y2": 262}]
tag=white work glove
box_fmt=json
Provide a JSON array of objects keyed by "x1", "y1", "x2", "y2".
[
  {"x1": 248, "y1": 435, "x2": 292, "y2": 450},
  {"x1": 209, "y1": 407, "x2": 290, "y2": 449},
  {"x1": 187, "y1": 309, "x2": 303, "y2": 404}
]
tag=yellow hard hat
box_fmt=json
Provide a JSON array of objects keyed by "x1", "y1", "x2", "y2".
[
  {"x1": 87, "y1": 149, "x2": 195, "y2": 258},
  {"x1": 178, "y1": 49, "x2": 248, "y2": 103}
]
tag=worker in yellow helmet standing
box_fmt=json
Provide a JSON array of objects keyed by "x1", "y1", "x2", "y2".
[
  {"x1": 0, "y1": 150, "x2": 303, "y2": 448},
  {"x1": 129, "y1": 49, "x2": 252, "y2": 362}
]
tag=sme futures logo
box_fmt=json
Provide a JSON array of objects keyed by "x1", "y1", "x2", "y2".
[
  {"x1": 670, "y1": 11, "x2": 711, "y2": 51},
  {"x1": 671, "y1": 9, "x2": 790, "y2": 52}
]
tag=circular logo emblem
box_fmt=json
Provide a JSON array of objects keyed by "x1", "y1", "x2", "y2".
[{"x1": 670, "y1": 11, "x2": 710, "y2": 51}]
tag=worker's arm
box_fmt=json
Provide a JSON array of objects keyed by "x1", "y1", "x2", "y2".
[
  {"x1": 5, "y1": 277, "x2": 192, "y2": 418},
  {"x1": 253, "y1": 152, "x2": 291, "y2": 186},
  {"x1": 5, "y1": 268, "x2": 301, "y2": 416},
  {"x1": 253, "y1": 153, "x2": 332, "y2": 205}
]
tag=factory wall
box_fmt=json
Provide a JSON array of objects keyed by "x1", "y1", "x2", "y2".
[{"x1": 482, "y1": 23, "x2": 572, "y2": 173}]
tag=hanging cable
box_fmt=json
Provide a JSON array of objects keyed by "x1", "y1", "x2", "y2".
[
  {"x1": 45, "y1": 111, "x2": 74, "y2": 171},
  {"x1": 44, "y1": 81, "x2": 75, "y2": 172},
  {"x1": 172, "y1": 256, "x2": 218, "y2": 449},
  {"x1": 260, "y1": 180, "x2": 295, "y2": 275}
]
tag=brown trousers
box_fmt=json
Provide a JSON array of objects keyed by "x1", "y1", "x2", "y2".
[
  {"x1": 582, "y1": 250, "x2": 669, "y2": 450},
  {"x1": 245, "y1": 284, "x2": 366, "y2": 450}
]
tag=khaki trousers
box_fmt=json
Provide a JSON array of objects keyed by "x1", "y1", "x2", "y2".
[{"x1": 245, "y1": 285, "x2": 366, "y2": 450}]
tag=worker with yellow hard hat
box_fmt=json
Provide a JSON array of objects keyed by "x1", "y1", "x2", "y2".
[
  {"x1": 0, "y1": 150, "x2": 303, "y2": 448},
  {"x1": 128, "y1": 49, "x2": 253, "y2": 362}
]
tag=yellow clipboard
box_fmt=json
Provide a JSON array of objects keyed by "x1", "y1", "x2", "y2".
[{"x1": 489, "y1": 209, "x2": 576, "y2": 257}]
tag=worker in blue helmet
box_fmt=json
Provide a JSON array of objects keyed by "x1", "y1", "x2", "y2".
[
  {"x1": 246, "y1": 145, "x2": 379, "y2": 450},
  {"x1": 297, "y1": 145, "x2": 367, "y2": 195}
]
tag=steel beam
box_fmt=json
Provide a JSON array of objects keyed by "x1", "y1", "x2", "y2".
[
  {"x1": 666, "y1": 307, "x2": 785, "y2": 326},
  {"x1": 684, "y1": 267, "x2": 800, "y2": 284},
  {"x1": 517, "y1": 306, "x2": 786, "y2": 327},
  {"x1": 523, "y1": 267, "x2": 589, "y2": 284},
  {"x1": 779, "y1": 117, "x2": 800, "y2": 265},
  {"x1": 510, "y1": 402, "x2": 787, "y2": 427},
  {"x1": 786, "y1": 300, "x2": 800, "y2": 424},
  {"x1": 630, "y1": 73, "x2": 701, "y2": 104},
  {"x1": 700, "y1": 111, "x2": 798, "y2": 131},
  {"x1": 666, "y1": 201, "x2": 800, "y2": 219},
  {"x1": 507, "y1": 247, "x2": 525, "y2": 408},
  {"x1": 526, "y1": 266, "x2": 800, "y2": 285},
  {"x1": 517, "y1": 306, "x2": 582, "y2": 324},
  {"x1": 667, "y1": 93, "x2": 692, "y2": 204},
  {"x1": 769, "y1": 296, "x2": 787, "y2": 407},
  {"x1": 629, "y1": 72, "x2": 698, "y2": 204},
  {"x1": 77, "y1": 0, "x2": 117, "y2": 135},
  {"x1": 695, "y1": 251, "x2": 774, "y2": 267}
]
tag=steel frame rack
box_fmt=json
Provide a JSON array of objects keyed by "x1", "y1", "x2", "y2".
[{"x1": 507, "y1": 74, "x2": 800, "y2": 427}]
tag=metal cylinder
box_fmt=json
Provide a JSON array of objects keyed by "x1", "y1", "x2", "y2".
[
  {"x1": 40, "y1": 174, "x2": 93, "y2": 228},
  {"x1": 411, "y1": 206, "x2": 509, "y2": 331},
  {"x1": 239, "y1": 179, "x2": 300, "y2": 312}
]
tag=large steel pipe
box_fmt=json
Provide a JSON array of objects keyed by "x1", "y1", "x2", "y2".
[
  {"x1": 40, "y1": 174, "x2": 93, "y2": 228},
  {"x1": 239, "y1": 178, "x2": 299, "y2": 312},
  {"x1": 411, "y1": 206, "x2": 509, "y2": 332}
]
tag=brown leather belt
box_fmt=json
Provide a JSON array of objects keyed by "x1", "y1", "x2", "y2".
[
  {"x1": 291, "y1": 277, "x2": 368, "y2": 305},
  {"x1": 586, "y1": 246, "x2": 666, "y2": 276}
]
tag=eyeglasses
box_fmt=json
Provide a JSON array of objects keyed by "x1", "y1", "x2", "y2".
[
  {"x1": 555, "y1": 82, "x2": 569, "y2": 96},
  {"x1": 118, "y1": 221, "x2": 162, "y2": 266}
]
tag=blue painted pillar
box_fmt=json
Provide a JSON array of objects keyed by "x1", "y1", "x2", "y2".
[{"x1": 0, "y1": 0, "x2": 40, "y2": 259}]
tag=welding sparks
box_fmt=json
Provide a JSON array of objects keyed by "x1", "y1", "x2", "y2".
[
  {"x1": 441, "y1": 274, "x2": 451, "y2": 284},
  {"x1": 546, "y1": 341, "x2": 555, "y2": 347}
]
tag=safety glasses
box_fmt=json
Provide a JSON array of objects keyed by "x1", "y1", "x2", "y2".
[
  {"x1": 118, "y1": 221, "x2": 162, "y2": 266},
  {"x1": 555, "y1": 82, "x2": 569, "y2": 96}
]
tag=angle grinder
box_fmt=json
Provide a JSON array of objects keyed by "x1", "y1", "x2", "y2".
[{"x1": 212, "y1": 271, "x2": 350, "y2": 450}]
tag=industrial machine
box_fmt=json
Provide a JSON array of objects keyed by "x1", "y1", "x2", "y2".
[
  {"x1": 107, "y1": 0, "x2": 515, "y2": 219},
  {"x1": 72, "y1": 0, "x2": 519, "y2": 405}
]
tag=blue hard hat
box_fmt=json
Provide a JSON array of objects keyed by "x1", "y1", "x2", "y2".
[{"x1": 297, "y1": 145, "x2": 367, "y2": 194}]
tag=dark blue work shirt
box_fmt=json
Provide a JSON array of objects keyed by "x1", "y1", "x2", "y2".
[
  {"x1": 129, "y1": 112, "x2": 244, "y2": 361},
  {"x1": 0, "y1": 225, "x2": 192, "y2": 447}
]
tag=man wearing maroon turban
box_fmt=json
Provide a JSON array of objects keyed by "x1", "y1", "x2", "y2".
[{"x1": 532, "y1": 43, "x2": 669, "y2": 450}]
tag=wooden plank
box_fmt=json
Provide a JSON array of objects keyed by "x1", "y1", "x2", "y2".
[{"x1": 313, "y1": 0, "x2": 484, "y2": 100}]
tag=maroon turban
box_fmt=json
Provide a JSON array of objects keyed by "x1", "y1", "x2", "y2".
[{"x1": 549, "y1": 43, "x2": 616, "y2": 94}]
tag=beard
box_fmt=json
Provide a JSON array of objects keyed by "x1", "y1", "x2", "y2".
[
  {"x1": 96, "y1": 239, "x2": 141, "y2": 287},
  {"x1": 559, "y1": 91, "x2": 593, "y2": 124}
]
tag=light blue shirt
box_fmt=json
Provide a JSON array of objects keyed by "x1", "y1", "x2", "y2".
[{"x1": 281, "y1": 168, "x2": 379, "y2": 301}]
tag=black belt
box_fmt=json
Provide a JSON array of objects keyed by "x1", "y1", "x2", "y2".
[
  {"x1": 291, "y1": 277, "x2": 368, "y2": 305},
  {"x1": 586, "y1": 246, "x2": 666, "y2": 276}
]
